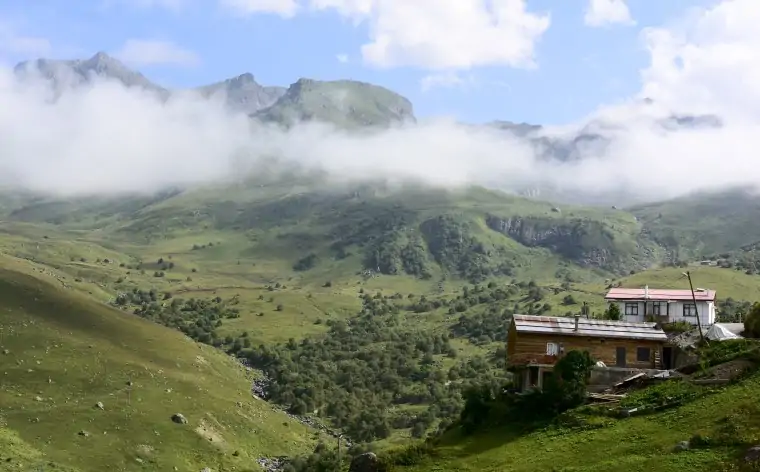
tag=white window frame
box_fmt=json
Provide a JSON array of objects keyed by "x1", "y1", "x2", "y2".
[{"x1": 546, "y1": 342, "x2": 560, "y2": 356}]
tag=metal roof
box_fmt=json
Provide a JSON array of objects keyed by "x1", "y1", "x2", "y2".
[
  {"x1": 512, "y1": 314, "x2": 668, "y2": 341},
  {"x1": 605, "y1": 286, "x2": 716, "y2": 302}
]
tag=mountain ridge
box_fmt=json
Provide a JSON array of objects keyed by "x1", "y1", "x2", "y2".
[{"x1": 13, "y1": 51, "x2": 416, "y2": 126}]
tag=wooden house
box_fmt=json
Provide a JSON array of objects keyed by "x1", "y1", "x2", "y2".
[{"x1": 507, "y1": 314, "x2": 668, "y2": 391}]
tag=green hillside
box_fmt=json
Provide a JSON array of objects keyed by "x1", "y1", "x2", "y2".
[
  {"x1": 4, "y1": 182, "x2": 760, "y2": 470},
  {"x1": 395, "y1": 367, "x2": 760, "y2": 472},
  {"x1": 1, "y1": 182, "x2": 656, "y2": 285},
  {"x1": 0, "y1": 255, "x2": 320, "y2": 471},
  {"x1": 631, "y1": 188, "x2": 760, "y2": 259}
]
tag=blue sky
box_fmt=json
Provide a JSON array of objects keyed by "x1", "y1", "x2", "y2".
[{"x1": 0, "y1": 0, "x2": 717, "y2": 124}]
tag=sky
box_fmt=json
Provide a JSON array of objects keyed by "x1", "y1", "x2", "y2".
[
  {"x1": 1, "y1": 0, "x2": 760, "y2": 202},
  {"x1": 0, "y1": 0, "x2": 716, "y2": 124}
]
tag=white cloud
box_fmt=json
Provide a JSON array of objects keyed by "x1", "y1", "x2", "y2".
[
  {"x1": 0, "y1": 22, "x2": 51, "y2": 57},
  {"x1": 420, "y1": 72, "x2": 475, "y2": 92},
  {"x1": 584, "y1": 0, "x2": 635, "y2": 27},
  {"x1": 310, "y1": 0, "x2": 550, "y2": 70},
  {"x1": 220, "y1": 0, "x2": 299, "y2": 17},
  {"x1": 220, "y1": 0, "x2": 549, "y2": 69},
  {"x1": 638, "y1": 0, "x2": 760, "y2": 119},
  {"x1": 336, "y1": 53, "x2": 349, "y2": 63},
  {"x1": 113, "y1": 39, "x2": 200, "y2": 67},
  {"x1": 3, "y1": 0, "x2": 760, "y2": 204}
]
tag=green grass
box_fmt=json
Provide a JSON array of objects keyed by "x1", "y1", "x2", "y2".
[
  {"x1": 396, "y1": 371, "x2": 760, "y2": 472},
  {"x1": 631, "y1": 188, "x2": 760, "y2": 257},
  {"x1": 0, "y1": 255, "x2": 322, "y2": 472}
]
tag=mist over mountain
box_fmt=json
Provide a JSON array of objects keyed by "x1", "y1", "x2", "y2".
[{"x1": 1, "y1": 51, "x2": 749, "y2": 207}]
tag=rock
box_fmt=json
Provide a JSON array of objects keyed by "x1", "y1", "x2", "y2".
[
  {"x1": 201, "y1": 468, "x2": 212, "y2": 472},
  {"x1": 171, "y1": 413, "x2": 188, "y2": 424},
  {"x1": 78, "y1": 430, "x2": 90, "y2": 437},
  {"x1": 673, "y1": 440, "x2": 690, "y2": 452},
  {"x1": 744, "y1": 445, "x2": 760, "y2": 462},
  {"x1": 95, "y1": 402, "x2": 104, "y2": 410},
  {"x1": 2, "y1": 349, "x2": 9, "y2": 355},
  {"x1": 349, "y1": 452, "x2": 379, "y2": 472},
  {"x1": 34, "y1": 396, "x2": 43, "y2": 402}
]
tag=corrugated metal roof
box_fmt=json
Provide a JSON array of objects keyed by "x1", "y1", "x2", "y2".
[
  {"x1": 513, "y1": 314, "x2": 668, "y2": 341},
  {"x1": 605, "y1": 287, "x2": 716, "y2": 302}
]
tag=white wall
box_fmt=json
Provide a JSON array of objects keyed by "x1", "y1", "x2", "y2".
[{"x1": 613, "y1": 300, "x2": 714, "y2": 326}]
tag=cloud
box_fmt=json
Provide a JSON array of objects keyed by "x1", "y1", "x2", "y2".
[
  {"x1": 584, "y1": 0, "x2": 635, "y2": 27},
  {"x1": 0, "y1": 21, "x2": 51, "y2": 57},
  {"x1": 310, "y1": 0, "x2": 550, "y2": 70},
  {"x1": 113, "y1": 39, "x2": 201, "y2": 67},
  {"x1": 336, "y1": 53, "x2": 348, "y2": 63},
  {"x1": 420, "y1": 72, "x2": 475, "y2": 92},
  {"x1": 222, "y1": 0, "x2": 550, "y2": 70},
  {"x1": 1, "y1": 0, "x2": 760, "y2": 205},
  {"x1": 220, "y1": 0, "x2": 299, "y2": 17}
]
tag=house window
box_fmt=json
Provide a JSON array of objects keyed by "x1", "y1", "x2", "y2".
[
  {"x1": 637, "y1": 347, "x2": 651, "y2": 362},
  {"x1": 546, "y1": 342, "x2": 560, "y2": 356},
  {"x1": 651, "y1": 302, "x2": 665, "y2": 316},
  {"x1": 624, "y1": 302, "x2": 639, "y2": 316},
  {"x1": 683, "y1": 303, "x2": 697, "y2": 317}
]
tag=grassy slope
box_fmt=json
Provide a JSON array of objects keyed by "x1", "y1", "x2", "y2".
[
  {"x1": 400, "y1": 372, "x2": 760, "y2": 472},
  {"x1": 631, "y1": 188, "x2": 760, "y2": 257},
  {"x1": 0, "y1": 255, "x2": 320, "y2": 472}
]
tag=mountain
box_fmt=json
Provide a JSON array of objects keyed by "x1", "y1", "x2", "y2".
[
  {"x1": 194, "y1": 72, "x2": 286, "y2": 115},
  {"x1": 253, "y1": 78, "x2": 416, "y2": 128},
  {"x1": 14, "y1": 52, "x2": 415, "y2": 129},
  {"x1": 630, "y1": 187, "x2": 760, "y2": 260},
  {"x1": 14, "y1": 51, "x2": 170, "y2": 100},
  {"x1": 0, "y1": 180, "x2": 657, "y2": 281}
]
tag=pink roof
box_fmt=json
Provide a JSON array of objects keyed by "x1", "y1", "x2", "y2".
[{"x1": 605, "y1": 287, "x2": 715, "y2": 302}]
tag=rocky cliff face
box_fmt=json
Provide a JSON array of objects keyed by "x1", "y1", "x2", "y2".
[
  {"x1": 194, "y1": 73, "x2": 286, "y2": 114},
  {"x1": 485, "y1": 215, "x2": 618, "y2": 269}
]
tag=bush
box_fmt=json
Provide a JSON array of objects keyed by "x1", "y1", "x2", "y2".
[
  {"x1": 603, "y1": 303, "x2": 621, "y2": 321},
  {"x1": 458, "y1": 350, "x2": 596, "y2": 434},
  {"x1": 744, "y1": 302, "x2": 760, "y2": 337}
]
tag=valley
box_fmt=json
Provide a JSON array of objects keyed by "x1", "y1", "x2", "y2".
[
  {"x1": 3, "y1": 176, "x2": 760, "y2": 471},
  {"x1": 3, "y1": 45, "x2": 760, "y2": 472}
]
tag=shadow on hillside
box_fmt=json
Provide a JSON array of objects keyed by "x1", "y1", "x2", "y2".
[{"x1": 434, "y1": 424, "x2": 533, "y2": 459}]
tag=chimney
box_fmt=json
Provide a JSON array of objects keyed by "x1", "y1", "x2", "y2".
[
  {"x1": 574, "y1": 314, "x2": 580, "y2": 331},
  {"x1": 644, "y1": 285, "x2": 649, "y2": 299}
]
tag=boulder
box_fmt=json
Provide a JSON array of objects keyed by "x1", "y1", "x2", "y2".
[
  {"x1": 171, "y1": 413, "x2": 188, "y2": 424},
  {"x1": 349, "y1": 452, "x2": 379, "y2": 472}
]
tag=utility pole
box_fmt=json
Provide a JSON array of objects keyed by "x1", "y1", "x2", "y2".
[{"x1": 683, "y1": 271, "x2": 706, "y2": 344}]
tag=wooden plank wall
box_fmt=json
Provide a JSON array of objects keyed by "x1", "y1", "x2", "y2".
[{"x1": 507, "y1": 331, "x2": 665, "y2": 369}]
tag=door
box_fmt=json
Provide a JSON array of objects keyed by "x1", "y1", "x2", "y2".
[
  {"x1": 662, "y1": 347, "x2": 673, "y2": 370},
  {"x1": 616, "y1": 347, "x2": 627, "y2": 367}
]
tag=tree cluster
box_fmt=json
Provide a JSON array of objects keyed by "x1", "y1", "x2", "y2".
[
  {"x1": 113, "y1": 288, "x2": 241, "y2": 347},
  {"x1": 240, "y1": 294, "x2": 507, "y2": 442}
]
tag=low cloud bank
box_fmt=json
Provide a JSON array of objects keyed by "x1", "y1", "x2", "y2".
[{"x1": 0, "y1": 66, "x2": 757, "y2": 204}]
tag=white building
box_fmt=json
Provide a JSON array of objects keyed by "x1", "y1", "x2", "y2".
[{"x1": 604, "y1": 285, "x2": 716, "y2": 326}]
